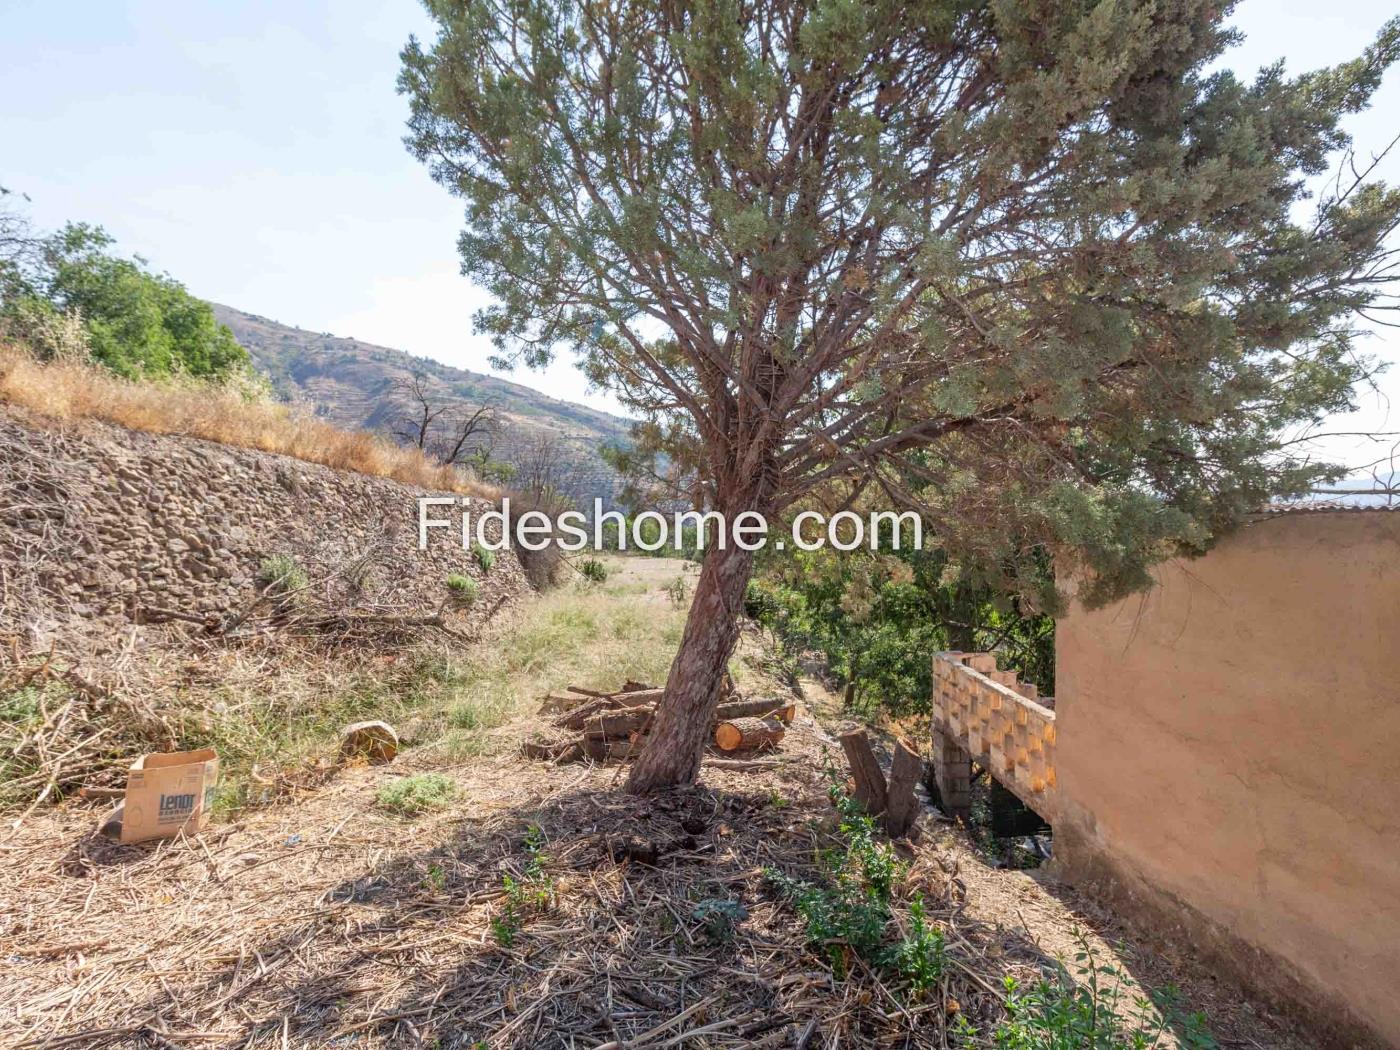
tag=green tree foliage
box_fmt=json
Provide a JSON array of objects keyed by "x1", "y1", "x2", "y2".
[
  {"x1": 1, "y1": 214, "x2": 247, "y2": 379},
  {"x1": 747, "y1": 538, "x2": 1054, "y2": 716},
  {"x1": 401, "y1": 0, "x2": 1400, "y2": 789}
]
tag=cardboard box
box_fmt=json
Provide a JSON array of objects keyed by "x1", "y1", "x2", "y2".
[{"x1": 119, "y1": 749, "x2": 218, "y2": 843}]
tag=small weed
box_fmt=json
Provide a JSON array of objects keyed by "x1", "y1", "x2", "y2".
[
  {"x1": 691, "y1": 898, "x2": 748, "y2": 944},
  {"x1": 492, "y1": 824, "x2": 553, "y2": 946},
  {"x1": 578, "y1": 557, "x2": 608, "y2": 583},
  {"x1": 767, "y1": 788, "x2": 789, "y2": 809},
  {"x1": 665, "y1": 575, "x2": 688, "y2": 606},
  {"x1": 472, "y1": 543, "x2": 496, "y2": 572},
  {"x1": 883, "y1": 896, "x2": 946, "y2": 1000},
  {"x1": 375, "y1": 773, "x2": 456, "y2": 815},
  {"x1": 423, "y1": 863, "x2": 447, "y2": 892},
  {"x1": 257, "y1": 553, "x2": 307, "y2": 592}
]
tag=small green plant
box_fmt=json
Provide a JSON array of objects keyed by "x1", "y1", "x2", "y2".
[
  {"x1": 665, "y1": 574, "x2": 688, "y2": 606},
  {"x1": 423, "y1": 862, "x2": 447, "y2": 892},
  {"x1": 766, "y1": 788, "x2": 789, "y2": 809},
  {"x1": 691, "y1": 898, "x2": 748, "y2": 944},
  {"x1": 257, "y1": 553, "x2": 307, "y2": 593},
  {"x1": 492, "y1": 824, "x2": 553, "y2": 946},
  {"x1": 765, "y1": 784, "x2": 907, "y2": 976},
  {"x1": 472, "y1": 543, "x2": 496, "y2": 572},
  {"x1": 989, "y1": 934, "x2": 1217, "y2": 1050},
  {"x1": 375, "y1": 773, "x2": 456, "y2": 815},
  {"x1": 445, "y1": 573, "x2": 481, "y2": 607},
  {"x1": 884, "y1": 895, "x2": 946, "y2": 1000},
  {"x1": 578, "y1": 557, "x2": 608, "y2": 583}
]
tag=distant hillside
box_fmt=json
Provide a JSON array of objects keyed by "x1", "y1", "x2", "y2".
[{"x1": 210, "y1": 304, "x2": 632, "y2": 507}]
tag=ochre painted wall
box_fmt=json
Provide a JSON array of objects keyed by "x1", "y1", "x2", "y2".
[{"x1": 1055, "y1": 511, "x2": 1400, "y2": 1046}]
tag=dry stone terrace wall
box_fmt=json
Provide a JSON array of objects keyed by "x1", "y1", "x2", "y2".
[{"x1": 0, "y1": 405, "x2": 531, "y2": 651}]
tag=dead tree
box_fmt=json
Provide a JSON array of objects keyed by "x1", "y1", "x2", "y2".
[{"x1": 391, "y1": 373, "x2": 499, "y2": 467}]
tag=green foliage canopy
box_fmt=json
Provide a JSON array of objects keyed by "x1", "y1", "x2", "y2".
[
  {"x1": 1, "y1": 216, "x2": 247, "y2": 380},
  {"x1": 402, "y1": 0, "x2": 1400, "y2": 606}
]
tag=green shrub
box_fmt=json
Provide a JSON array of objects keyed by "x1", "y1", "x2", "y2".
[
  {"x1": 989, "y1": 936, "x2": 1217, "y2": 1049},
  {"x1": 473, "y1": 543, "x2": 496, "y2": 572},
  {"x1": 765, "y1": 784, "x2": 906, "y2": 977},
  {"x1": 446, "y1": 573, "x2": 480, "y2": 606},
  {"x1": 885, "y1": 896, "x2": 946, "y2": 1000},
  {"x1": 257, "y1": 553, "x2": 307, "y2": 593},
  {"x1": 578, "y1": 557, "x2": 608, "y2": 583},
  {"x1": 375, "y1": 773, "x2": 456, "y2": 815}
]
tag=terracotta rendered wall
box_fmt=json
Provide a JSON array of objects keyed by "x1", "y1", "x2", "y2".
[{"x1": 1055, "y1": 511, "x2": 1400, "y2": 1046}]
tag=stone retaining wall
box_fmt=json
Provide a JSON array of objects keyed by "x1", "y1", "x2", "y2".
[{"x1": 0, "y1": 405, "x2": 531, "y2": 651}]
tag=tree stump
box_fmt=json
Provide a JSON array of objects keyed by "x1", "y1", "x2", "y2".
[
  {"x1": 883, "y1": 738, "x2": 924, "y2": 838},
  {"x1": 713, "y1": 716, "x2": 785, "y2": 752},
  {"x1": 839, "y1": 728, "x2": 888, "y2": 815},
  {"x1": 340, "y1": 721, "x2": 399, "y2": 764}
]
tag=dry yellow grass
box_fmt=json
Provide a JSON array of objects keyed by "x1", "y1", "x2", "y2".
[{"x1": 0, "y1": 342, "x2": 496, "y2": 498}]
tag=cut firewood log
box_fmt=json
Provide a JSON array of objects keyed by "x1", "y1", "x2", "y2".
[
  {"x1": 566, "y1": 684, "x2": 611, "y2": 698},
  {"x1": 577, "y1": 705, "x2": 655, "y2": 739},
  {"x1": 539, "y1": 693, "x2": 592, "y2": 715},
  {"x1": 713, "y1": 697, "x2": 796, "y2": 724},
  {"x1": 713, "y1": 716, "x2": 785, "y2": 752},
  {"x1": 883, "y1": 738, "x2": 924, "y2": 838},
  {"x1": 839, "y1": 728, "x2": 888, "y2": 815},
  {"x1": 522, "y1": 737, "x2": 579, "y2": 761},
  {"x1": 554, "y1": 695, "x2": 634, "y2": 730},
  {"x1": 619, "y1": 680, "x2": 657, "y2": 692},
  {"x1": 583, "y1": 736, "x2": 647, "y2": 762}
]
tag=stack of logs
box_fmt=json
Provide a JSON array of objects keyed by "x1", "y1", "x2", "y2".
[
  {"x1": 839, "y1": 728, "x2": 924, "y2": 839},
  {"x1": 523, "y1": 681, "x2": 795, "y2": 764}
]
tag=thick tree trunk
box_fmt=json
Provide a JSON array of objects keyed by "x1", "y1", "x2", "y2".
[{"x1": 625, "y1": 541, "x2": 755, "y2": 793}]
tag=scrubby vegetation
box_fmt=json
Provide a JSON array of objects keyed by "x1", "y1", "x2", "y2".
[
  {"x1": 1, "y1": 197, "x2": 246, "y2": 380},
  {"x1": 375, "y1": 772, "x2": 456, "y2": 815},
  {"x1": 747, "y1": 542, "x2": 1055, "y2": 716},
  {"x1": 577, "y1": 556, "x2": 608, "y2": 583},
  {"x1": 445, "y1": 573, "x2": 481, "y2": 607},
  {"x1": 0, "y1": 556, "x2": 687, "y2": 812}
]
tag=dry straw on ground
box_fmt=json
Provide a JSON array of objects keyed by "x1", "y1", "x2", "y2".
[{"x1": 0, "y1": 343, "x2": 495, "y2": 499}]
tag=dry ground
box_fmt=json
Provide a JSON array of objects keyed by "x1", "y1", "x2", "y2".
[{"x1": 1, "y1": 557, "x2": 1311, "y2": 1049}]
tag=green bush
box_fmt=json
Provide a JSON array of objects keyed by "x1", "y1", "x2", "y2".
[
  {"x1": 257, "y1": 553, "x2": 307, "y2": 593},
  {"x1": 375, "y1": 773, "x2": 456, "y2": 815},
  {"x1": 473, "y1": 543, "x2": 496, "y2": 572},
  {"x1": 4, "y1": 222, "x2": 248, "y2": 379},
  {"x1": 578, "y1": 557, "x2": 608, "y2": 583},
  {"x1": 446, "y1": 573, "x2": 480, "y2": 606},
  {"x1": 988, "y1": 936, "x2": 1217, "y2": 1049},
  {"x1": 765, "y1": 785, "x2": 907, "y2": 978}
]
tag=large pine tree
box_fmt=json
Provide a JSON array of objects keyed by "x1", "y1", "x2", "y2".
[{"x1": 401, "y1": 0, "x2": 1400, "y2": 791}]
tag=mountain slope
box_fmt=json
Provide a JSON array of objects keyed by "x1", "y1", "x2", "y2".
[{"x1": 211, "y1": 304, "x2": 631, "y2": 506}]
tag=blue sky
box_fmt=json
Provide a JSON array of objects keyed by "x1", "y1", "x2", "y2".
[{"x1": 2, "y1": 0, "x2": 1397, "y2": 472}]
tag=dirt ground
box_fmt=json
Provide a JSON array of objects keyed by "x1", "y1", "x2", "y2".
[{"x1": 1, "y1": 557, "x2": 1313, "y2": 1049}]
